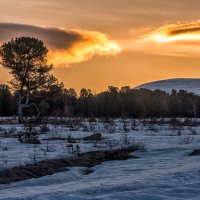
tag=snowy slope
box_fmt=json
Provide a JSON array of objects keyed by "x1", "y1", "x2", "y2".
[
  {"x1": 136, "y1": 78, "x2": 200, "y2": 95},
  {"x1": 1, "y1": 119, "x2": 200, "y2": 199}
]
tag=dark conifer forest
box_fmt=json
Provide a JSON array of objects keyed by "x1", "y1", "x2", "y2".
[{"x1": 0, "y1": 84, "x2": 199, "y2": 118}]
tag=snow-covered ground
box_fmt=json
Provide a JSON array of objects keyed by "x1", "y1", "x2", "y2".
[{"x1": 0, "y1": 118, "x2": 200, "y2": 200}]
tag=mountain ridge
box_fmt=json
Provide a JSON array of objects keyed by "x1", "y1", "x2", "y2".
[{"x1": 135, "y1": 78, "x2": 200, "y2": 95}]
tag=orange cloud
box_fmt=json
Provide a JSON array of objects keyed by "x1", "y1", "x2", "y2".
[
  {"x1": 0, "y1": 23, "x2": 121, "y2": 67},
  {"x1": 121, "y1": 21, "x2": 200, "y2": 58},
  {"x1": 48, "y1": 30, "x2": 121, "y2": 66},
  {"x1": 143, "y1": 21, "x2": 200, "y2": 43}
]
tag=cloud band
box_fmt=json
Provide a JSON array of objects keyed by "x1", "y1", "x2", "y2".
[{"x1": 0, "y1": 23, "x2": 121, "y2": 66}]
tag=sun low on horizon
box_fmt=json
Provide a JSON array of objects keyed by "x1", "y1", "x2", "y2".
[{"x1": 1, "y1": 0, "x2": 200, "y2": 92}]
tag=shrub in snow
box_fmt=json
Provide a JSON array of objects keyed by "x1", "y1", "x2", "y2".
[
  {"x1": 28, "y1": 145, "x2": 42, "y2": 165},
  {"x1": 0, "y1": 142, "x2": 8, "y2": 151},
  {"x1": 189, "y1": 128, "x2": 197, "y2": 135},
  {"x1": 18, "y1": 125, "x2": 41, "y2": 144},
  {"x1": 0, "y1": 154, "x2": 7, "y2": 169},
  {"x1": 40, "y1": 124, "x2": 50, "y2": 133},
  {"x1": 120, "y1": 132, "x2": 130, "y2": 145},
  {"x1": 182, "y1": 135, "x2": 194, "y2": 144}
]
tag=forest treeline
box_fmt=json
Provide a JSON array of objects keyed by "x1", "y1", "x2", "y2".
[{"x1": 0, "y1": 84, "x2": 199, "y2": 118}]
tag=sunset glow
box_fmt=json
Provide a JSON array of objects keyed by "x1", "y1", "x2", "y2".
[
  {"x1": 48, "y1": 30, "x2": 121, "y2": 66},
  {"x1": 1, "y1": 0, "x2": 200, "y2": 92},
  {"x1": 145, "y1": 22, "x2": 200, "y2": 43},
  {"x1": 149, "y1": 32, "x2": 200, "y2": 43},
  {"x1": 1, "y1": 2, "x2": 200, "y2": 198}
]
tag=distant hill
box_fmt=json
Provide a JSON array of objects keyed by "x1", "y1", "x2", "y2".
[{"x1": 135, "y1": 78, "x2": 200, "y2": 95}]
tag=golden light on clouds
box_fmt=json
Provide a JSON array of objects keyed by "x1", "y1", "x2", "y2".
[
  {"x1": 144, "y1": 21, "x2": 200, "y2": 43},
  {"x1": 48, "y1": 30, "x2": 121, "y2": 66},
  {"x1": 122, "y1": 21, "x2": 200, "y2": 58},
  {"x1": 1, "y1": 0, "x2": 200, "y2": 92},
  {"x1": 0, "y1": 23, "x2": 121, "y2": 67}
]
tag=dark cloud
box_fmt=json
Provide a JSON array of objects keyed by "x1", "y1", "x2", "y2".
[
  {"x1": 0, "y1": 23, "x2": 83, "y2": 50},
  {"x1": 168, "y1": 24, "x2": 200, "y2": 36},
  {"x1": 0, "y1": 23, "x2": 121, "y2": 66}
]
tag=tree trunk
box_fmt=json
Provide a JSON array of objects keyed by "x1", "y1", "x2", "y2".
[
  {"x1": 18, "y1": 95, "x2": 23, "y2": 124},
  {"x1": 17, "y1": 92, "x2": 40, "y2": 123}
]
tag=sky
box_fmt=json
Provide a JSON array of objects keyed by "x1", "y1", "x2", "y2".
[{"x1": 0, "y1": 0, "x2": 200, "y2": 92}]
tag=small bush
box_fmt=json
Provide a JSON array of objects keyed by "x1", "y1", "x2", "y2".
[
  {"x1": 40, "y1": 124, "x2": 49, "y2": 133},
  {"x1": 182, "y1": 135, "x2": 194, "y2": 144}
]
